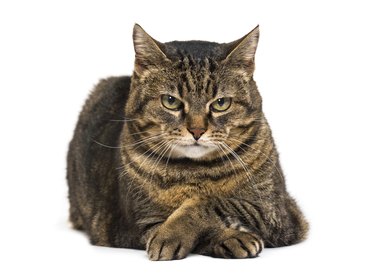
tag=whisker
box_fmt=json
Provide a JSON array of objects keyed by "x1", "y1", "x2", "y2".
[
  {"x1": 92, "y1": 139, "x2": 122, "y2": 149},
  {"x1": 151, "y1": 141, "x2": 173, "y2": 176},
  {"x1": 216, "y1": 142, "x2": 241, "y2": 182},
  {"x1": 123, "y1": 140, "x2": 168, "y2": 177},
  {"x1": 208, "y1": 141, "x2": 229, "y2": 173},
  {"x1": 142, "y1": 141, "x2": 172, "y2": 185},
  {"x1": 217, "y1": 142, "x2": 258, "y2": 200},
  {"x1": 92, "y1": 132, "x2": 167, "y2": 150},
  {"x1": 125, "y1": 133, "x2": 168, "y2": 148},
  {"x1": 120, "y1": 139, "x2": 169, "y2": 199},
  {"x1": 126, "y1": 130, "x2": 158, "y2": 137},
  {"x1": 109, "y1": 118, "x2": 140, "y2": 122},
  {"x1": 122, "y1": 140, "x2": 168, "y2": 202},
  {"x1": 165, "y1": 142, "x2": 179, "y2": 170},
  {"x1": 124, "y1": 134, "x2": 168, "y2": 155},
  {"x1": 228, "y1": 137, "x2": 284, "y2": 182},
  {"x1": 118, "y1": 139, "x2": 167, "y2": 177},
  {"x1": 220, "y1": 142, "x2": 263, "y2": 203}
]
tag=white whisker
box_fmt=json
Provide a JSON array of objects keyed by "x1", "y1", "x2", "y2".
[
  {"x1": 151, "y1": 141, "x2": 173, "y2": 176},
  {"x1": 109, "y1": 118, "x2": 140, "y2": 122},
  {"x1": 219, "y1": 142, "x2": 263, "y2": 203},
  {"x1": 119, "y1": 139, "x2": 167, "y2": 178},
  {"x1": 92, "y1": 132, "x2": 167, "y2": 150},
  {"x1": 92, "y1": 139, "x2": 122, "y2": 149},
  {"x1": 228, "y1": 137, "x2": 284, "y2": 182},
  {"x1": 165, "y1": 142, "x2": 179, "y2": 169},
  {"x1": 122, "y1": 140, "x2": 169, "y2": 201}
]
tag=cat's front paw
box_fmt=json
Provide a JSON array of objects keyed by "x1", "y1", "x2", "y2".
[
  {"x1": 210, "y1": 229, "x2": 264, "y2": 259},
  {"x1": 146, "y1": 226, "x2": 195, "y2": 261}
]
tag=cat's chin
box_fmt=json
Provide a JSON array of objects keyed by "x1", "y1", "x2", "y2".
[{"x1": 171, "y1": 144, "x2": 217, "y2": 160}]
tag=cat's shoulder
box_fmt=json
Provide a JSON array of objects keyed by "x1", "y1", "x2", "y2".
[
  {"x1": 92, "y1": 76, "x2": 131, "y2": 99},
  {"x1": 78, "y1": 75, "x2": 132, "y2": 124}
]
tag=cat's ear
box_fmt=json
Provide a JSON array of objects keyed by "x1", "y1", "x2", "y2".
[
  {"x1": 223, "y1": 25, "x2": 259, "y2": 72},
  {"x1": 133, "y1": 24, "x2": 169, "y2": 75}
]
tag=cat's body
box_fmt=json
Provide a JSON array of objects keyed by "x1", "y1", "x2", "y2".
[{"x1": 67, "y1": 25, "x2": 308, "y2": 260}]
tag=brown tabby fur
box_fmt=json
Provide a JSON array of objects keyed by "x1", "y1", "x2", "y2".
[{"x1": 67, "y1": 24, "x2": 308, "y2": 260}]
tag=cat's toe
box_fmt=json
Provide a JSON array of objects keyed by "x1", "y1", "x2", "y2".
[
  {"x1": 212, "y1": 231, "x2": 263, "y2": 259},
  {"x1": 146, "y1": 230, "x2": 192, "y2": 261}
]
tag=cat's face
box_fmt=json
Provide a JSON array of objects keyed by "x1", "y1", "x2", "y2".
[{"x1": 126, "y1": 24, "x2": 262, "y2": 161}]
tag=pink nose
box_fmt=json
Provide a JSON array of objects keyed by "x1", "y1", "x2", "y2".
[{"x1": 188, "y1": 128, "x2": 206, "y2": 141}]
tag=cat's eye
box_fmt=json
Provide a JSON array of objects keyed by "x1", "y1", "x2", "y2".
[
  {"x1": 161, "y1": 95, "x2": 183, "y2": 110},
  {"x1": 210, "y1": 98, "x2": 232, "y2": 112}
]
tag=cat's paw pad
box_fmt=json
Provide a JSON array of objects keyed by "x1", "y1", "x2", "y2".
[
  {"x1": 146, "y1": 228, "x2": 194, "y2": 261},
  {"x1": 213, "y1": 231, "x2": 264, "y2": 259}
]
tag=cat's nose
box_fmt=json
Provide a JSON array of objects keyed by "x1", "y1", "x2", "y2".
[{"x1": 188, "y1": 128, "x2": 206, "y2": 141}]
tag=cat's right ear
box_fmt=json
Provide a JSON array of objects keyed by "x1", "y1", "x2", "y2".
[
  {"x1": 222, "y1": 25, "x2": 260, "y2": 74},
  {"x1": 133, "y1": 24, "x2": 169, "y2": 76}
]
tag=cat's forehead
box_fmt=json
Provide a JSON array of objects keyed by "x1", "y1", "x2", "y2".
[
  {"x1": 164, "y1": 41, "x2": 226, "y2": 60},
  {"x1": 158, "y1": 41, "x2": 238, "y2": 100},
  {"x1": 169, "y1": 56, "x2": 220, "y2": 100}
]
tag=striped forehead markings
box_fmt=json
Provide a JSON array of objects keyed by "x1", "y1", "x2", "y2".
[{"x1": 176, "y1": 56, "x2": 218, "y2": 97}]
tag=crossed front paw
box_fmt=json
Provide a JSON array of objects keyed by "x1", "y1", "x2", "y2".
[
  {"x1": 209, "y1": 229, "x2": 264, "y2": 259},
  {"x1": 146, "y1": 226, "x2": 196, "y2": 261}
]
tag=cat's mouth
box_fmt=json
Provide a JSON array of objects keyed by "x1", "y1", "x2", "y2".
[{"x1": 171, "y1": 142, "x2": 217, "y2": 159}]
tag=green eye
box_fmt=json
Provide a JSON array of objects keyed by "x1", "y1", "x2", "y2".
[
  {"x1": 161, "y1": 95, "x2": 183, "y2": 110},
  {"x1": 211, "y1": 98, "x2": 232, "y2": 112}
]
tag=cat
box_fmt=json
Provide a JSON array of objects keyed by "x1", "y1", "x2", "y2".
[{"x1": 67, "y1": 24, "x2": 308, "y2": 260}]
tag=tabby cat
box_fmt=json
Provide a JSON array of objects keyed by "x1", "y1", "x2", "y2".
[{"x1": 67, "y1": 24, "x2": 308, "y2": 260}]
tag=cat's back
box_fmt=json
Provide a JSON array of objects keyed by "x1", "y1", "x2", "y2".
[
  {"x1": 67, "y1": 76, "x2": 132, "y2": 240},
  {"x1": 76, "y1": 76, "x2": 131, "y2": 130},
  {"x1": 67, "y1": 75, "x2": 131, "y2": 187}
]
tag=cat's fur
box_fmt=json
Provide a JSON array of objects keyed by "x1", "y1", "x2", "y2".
[{"x1": 67, "y1": 24, "x2": 308, "y2": 260}]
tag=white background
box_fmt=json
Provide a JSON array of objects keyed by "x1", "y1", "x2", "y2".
[{"x1": 1, "y1": 0, "x2": 374, "y2": 273}]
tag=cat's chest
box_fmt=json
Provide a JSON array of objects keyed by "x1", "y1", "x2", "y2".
[{"x1": 147, "y1": 171, "x2": 242, "y2": 210}]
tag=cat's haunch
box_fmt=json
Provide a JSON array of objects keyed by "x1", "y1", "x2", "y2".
[{"x1": 67, "y1": 24, "x2": 308, "y2": 260}]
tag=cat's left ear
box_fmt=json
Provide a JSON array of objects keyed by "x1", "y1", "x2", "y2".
[
  {"x1": 133, "y1": 24, "x2": 170, "y2": 76},
  {"x1": 223, "y1": 25, "x2": 260, "y2": 71}
]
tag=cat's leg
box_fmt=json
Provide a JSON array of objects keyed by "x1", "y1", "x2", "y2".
[
  {"x1": 265, "y1": 195, "x2": 309, "y2": 247},
  {"x1": 144, "y1": 195, "x2": 307, "y2": 260},
  {"x1": 194, "y1": 198, "x2": 265, "y2": 259},
  {"x1": 197, "y1": 196, "x2": 308, "y2": 255},
  {"x1": 86, "y1": 210, "x2": 114, "y2": 247},
  {"x1": 145, "y1": 197, "x2": 205, "y2": 260},
  {"x1": 69, "y1": 203, "x2": 84, "y2": 231},
  {"x1": 286, "y1": 197, "x2": 309, "y2": 243},
  {"x1": 144, "y1": 197, "x2": 264, "y2": 260},
  {"x1": 197, "y1": 227, "x2": 264, "y2": 259}
]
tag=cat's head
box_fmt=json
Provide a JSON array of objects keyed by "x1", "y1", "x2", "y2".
[{"x1": 126, "y1": 24, "x2": 263, "y2": 161}]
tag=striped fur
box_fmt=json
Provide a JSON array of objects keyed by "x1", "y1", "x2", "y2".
[{"x1": 67, "y1": 24, "x2": 308, "y2": 260}]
